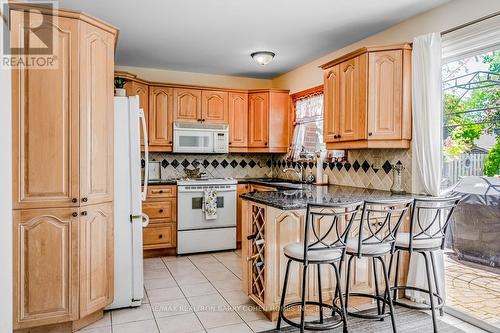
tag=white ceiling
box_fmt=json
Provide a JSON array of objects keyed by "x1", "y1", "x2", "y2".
[{"x1": 58, "y1": 0, "x2": 449, "y2": 79}]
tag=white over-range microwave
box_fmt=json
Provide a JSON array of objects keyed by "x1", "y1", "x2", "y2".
[{"x1": 173, "y1": 122, "x2": 229, "y2": 153}]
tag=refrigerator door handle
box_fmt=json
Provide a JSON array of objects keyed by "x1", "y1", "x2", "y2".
[
  {"x1": 141, "y1": 213, "x2": 149, "y2": 228},
  {"x1": 139, "y1": 108, "x2": 149, "y2": 201}
]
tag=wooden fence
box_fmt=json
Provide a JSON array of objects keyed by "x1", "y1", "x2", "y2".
[{"x1": 443, "y1": 153, "x2": 487, "y2": 186}]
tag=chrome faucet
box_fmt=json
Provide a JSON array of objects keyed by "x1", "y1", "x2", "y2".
[{"x1": 283, "y1": 163, "x2": 304, "y2": 182}]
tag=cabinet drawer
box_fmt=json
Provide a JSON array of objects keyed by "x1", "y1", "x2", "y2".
[
  {"x1": 147, "y1": 185, "x2": 176, "y2": 198},
  {"x1": 143, "y1": 225, "x2": 175, "y2": 248},
  {"x1": 143, "y1": 199, "x2": 176, "y2": 221}
]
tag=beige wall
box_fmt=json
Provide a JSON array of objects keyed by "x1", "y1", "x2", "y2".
[
  {"x1": 272, "y1": 0, "x2": 500, "y2": 93},
  {"x1": 116, "y1": 65, "x2": 272, "y2": 90}
]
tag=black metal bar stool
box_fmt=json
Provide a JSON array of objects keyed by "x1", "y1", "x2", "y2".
[
  {"x1": 276, "y1": 202, "x2": 363, "y2": 333},
  {"x1": 344, "y1": 199, "x2": 413, "y2": 333},
  {"x1": 388, "y1": 196, "x2": 462, "y2": 333}
]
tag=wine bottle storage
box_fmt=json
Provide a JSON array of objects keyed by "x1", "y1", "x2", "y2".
[{"x1": 249, "y1": 205, "x2": 266, "y2": 304}]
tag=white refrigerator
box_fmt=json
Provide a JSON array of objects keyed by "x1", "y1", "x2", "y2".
[{"x1": 107, "y1": 96, "x2": 149, "y2": 309}]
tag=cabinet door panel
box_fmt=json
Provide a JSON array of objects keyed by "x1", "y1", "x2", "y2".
[
  {"x1": 248, "y1": 93, "x2": 269, "y2": 147},
  {"x1": 125, "y1": 81, "x2": 149, "y2": 143},
  {"x1": 268, "y1": 91, "x2": 290, "y2": 150},
  {"x1": 368, "y1": 50, "x2": 403, "y2": 140},
  {"x1": 80, "y1": 202, "x2": 114, "y2": 317},
  {"x1": 228, "y1": 92, "x2": 248, "y2": 147},
  {"x1": 339, "y1": 55, "x2": 366, "y2": 141},
  {"x1": 13, "y1": 208, "x2": 79, "y2": 329},
  {"x1": 323, "y1": 66, "x2": 340, "y2": 142},
  {"x1": 11, "y1": 12, "x2": 79, "y2": 209},
  {"x1": 202, "y1": 90, "x2": 228, "y2": 123},
  {"x1": 173, "y1": 88, "x2": 201, "y2": 122},
  {"x1": 149, "y1": 86, "x2": 174, "y2": 148},
  {"x1": 80, "y1": 23, "x2": 114, "y2": 205}
]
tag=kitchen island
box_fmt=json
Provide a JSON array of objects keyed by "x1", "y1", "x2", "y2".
[{"x1": 240, "y1": 184, "x2": 413, "y2": 320}]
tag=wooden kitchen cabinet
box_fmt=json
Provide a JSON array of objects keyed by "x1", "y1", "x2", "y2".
[
  {"x1": 248, "y1": 92, "x2": 269, "y2": 147},
  {"x1": 236, "y1": 183, "x2": 251, "y2": 248},
  {"x1": 79, "y1": 22, "x2": 115, "y2": 206},
  {"x1": 321, "y1": 44, "x2": 412, "y2": 149},
  {"x1": 149, "y1": 86, "x2": 174, "y2": 150},
  {"x1": 323, "y1": 65, "x2": 340, "y2": 142},
  {"x1": 11, "y1": 12, "x2": 80, "y2": 210},
  {"x1": 202, "y1": 90, "x2": 228, "y2": 123},
  {"x1": 13, "y1": 208, "x2": 79, "y2": 329},
  {"x1": 143, "y1": 185, "x2": 177, "y2": 252},
  {"x1": 173, "y1": 88, "x2": 202, "y2": 122},
  {"x1": 124, "y1": 81, "x2": 149, "y2": 142},
  {"x1": 11, "y1": 5, "x2": 117, "y2": 331},
  {"x1": 248, "y1": 90, "x2": 290, "y2": 152},
  {"x1": 228, "y1": 92, "x2": 248, "y2": 149},
  {"x1": 79, "y1": 202, "x2": 114, "y2": 317}
]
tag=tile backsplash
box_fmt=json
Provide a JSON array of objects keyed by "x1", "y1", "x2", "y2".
[
  {"x1": 144, "y1": 149, "x2": 412, "y2": 193},
  {"x1": 143, "y1": 153, "x2": 273, "y2": 179},
  {"x1": 273, "y1": 148, "x2": 412, "y2": 193}
]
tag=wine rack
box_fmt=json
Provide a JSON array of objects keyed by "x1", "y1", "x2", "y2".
[{"x1": 248, "y1": 205, "x2": 266, "y2": 304}]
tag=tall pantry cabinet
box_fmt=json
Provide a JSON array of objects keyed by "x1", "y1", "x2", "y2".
[{"x1": 10, "y1": 6, "x2": 117, "y2": 332}]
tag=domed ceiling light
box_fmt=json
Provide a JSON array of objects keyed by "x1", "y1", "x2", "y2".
[{"x1": 251, "y1": 51, "x2": 275, "y2": 65}]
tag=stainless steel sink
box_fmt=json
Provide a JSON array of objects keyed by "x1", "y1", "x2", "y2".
[{"x1": 271, "y1": 182, "x2": 310, "y2": 190}]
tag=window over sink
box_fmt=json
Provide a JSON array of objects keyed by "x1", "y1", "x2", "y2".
[{"x1": 287, "y1": 86, "x2": 324, "y2": 160}]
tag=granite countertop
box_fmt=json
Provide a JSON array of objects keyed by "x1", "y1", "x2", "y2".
[{"x1": 240, "y1": 184, "x2": 414, "y2": 210}]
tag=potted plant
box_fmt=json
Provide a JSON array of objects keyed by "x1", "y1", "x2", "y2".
[{"x1": 114, "y1": 77, "x2": 126, "y2": 96}]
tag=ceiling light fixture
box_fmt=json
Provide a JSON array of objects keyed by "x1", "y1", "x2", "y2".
[{"x1": 251, "y1": 51, "x2": 275, "y2": 65}]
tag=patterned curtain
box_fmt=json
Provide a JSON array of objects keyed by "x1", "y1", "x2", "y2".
[{"x1": 287, "y1": 93, "x2": 324, "y2": 161}]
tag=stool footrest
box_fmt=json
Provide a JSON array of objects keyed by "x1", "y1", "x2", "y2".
[
  {"x1": 391, "y1": 286, "x2": 444, "y2": 310},
  {"x1": 346, "y1": 292, "x2": 392, "y2": 320},
  {"x1": 281, "y1": 300, "x2": 345, "y2": 331}
]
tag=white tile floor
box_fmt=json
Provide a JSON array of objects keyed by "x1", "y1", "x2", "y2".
[{"x1": 77, "y1": 250, "x2": 489, "y2": 333}]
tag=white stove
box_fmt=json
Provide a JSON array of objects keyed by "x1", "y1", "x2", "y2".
[
  {"x1": 176, "y1": 177, "x2": 237, "y2": 254},
  {"x1": 176, "y1": 177, "x2": 237, "y2": 186}
]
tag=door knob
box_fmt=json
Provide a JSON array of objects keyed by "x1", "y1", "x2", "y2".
[
  {"x1": 81, "y1": 197, "x2": 88, "y2": 202},
  {"x1": 368, "y1": 132, "x2": 373, "y2": 136},
  {"x1": 72, "y1": 212, "x2": 78, "y2": 217},
  {"x1": 72, "y1": 198, "x2": 78, "y2": 203},
  {"x1": 81, "y1": 211, "x2": 88, "y2": 216},
  {"x1": 159, "y1": 234, "x2": 163, "y2": 239},
  {"x1": 159, "y1": 209, "x2": 164, "y2": 213}
]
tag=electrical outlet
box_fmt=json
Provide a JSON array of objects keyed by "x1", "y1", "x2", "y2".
[{"x1": 372, "y1": 157, "x2": 383, "y2": 170}]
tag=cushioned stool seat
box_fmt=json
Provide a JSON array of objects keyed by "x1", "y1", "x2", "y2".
[
  {"x1": 395, "y1": 232, "x2": 442, "y2": 249},
  {"x1": 346, "y1": 238, "x2": 392, "y2": 256},
  {"x1": 284, "y1": 242, "x2": 343, "y2": 262}
]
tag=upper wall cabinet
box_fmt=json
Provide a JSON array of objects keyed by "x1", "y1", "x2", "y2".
[
  {"x1": 248, "y1": 90, "x2": 290, "y2": 152},
  {"x1": 202, "y1": 90, "x2": 228, "y2": 123},
  {"x1": 124, "y1": 81, "x2": 149, "y2": 142},
  {"x1": 149, "y1": 86, "x2": 174, "y2": 151},
  {"x1": 228, "y1": 92, "x2": 248, "y2": 148},
  {"x1": 321, "y1": 44, "x2": 412, "y2": 149},
  {"x1": 173, "y1": 88, "x2": 202, "y2": 122}
]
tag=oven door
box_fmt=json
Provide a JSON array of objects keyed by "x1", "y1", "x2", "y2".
[
  {"x1": 177, "y1": 185, "x2": 236, "y2": 230},
  {"x1": 173, "y1": 129, "x2": 214, "y2": 153}
]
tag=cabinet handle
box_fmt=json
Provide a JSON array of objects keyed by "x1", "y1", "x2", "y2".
[
  {"x1": 72, "y1": 212, "x2": 78, "y2": 217},
  {"x1": 264, "y1": 142, "x2": 268, "y2": 146},
  {"x1": 168, "y1": 141, "x2": 172, "y2": 144},
  {"x1": 159, "y1": 234, "x2": 163, "y2": 239},
  {"x1": 333, "y1": 135, "x2": 338, "y2": 139},
  {"x1": 81, "y1": 211, "x2": 88, "y2": 216},
  {"x1": 159, "y1": 190, "x2": 164, "y2": 193},
  {"x1": 72, "y1": 198, "x2": 78, "y2": 203},
  {"x1": 337, "y1": 135, "x2": 342, "y2": 139},
  {"x1": 81, "y1": 197, "x2": 88, "y2": 202},
  {"x1": 368, "y1": 132, "x2": 373, "y2": 136},
  {"x1": 229, "y1": 142, "x2": 232, "y2": 145},
  {"x1": 159, "y1": 209, "x2": 164, "y2": 213},
  {"x1": 202, "y1": 119, "x2": 206, "y2": 122}
]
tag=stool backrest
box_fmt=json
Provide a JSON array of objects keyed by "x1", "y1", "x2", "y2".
[
  {"x1": 409, "y1": 196, "x2": 462, "y2": 251},
  {"x1": 303, "y1": 202, "x2": 363, "y2": 263},
  {"x1": 355, "y1": 199, "x2": 413, "y2": 257}
]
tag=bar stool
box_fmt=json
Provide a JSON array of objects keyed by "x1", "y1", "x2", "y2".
[
  {"x1": 388, "y1": 196, "x2": 462, "y2": 333},
  {"x1": 344, "y1": 199, "x2": 413, "y2": 333},
  {"x1": 276, "y1": 202, "x2": 363, "y2": 333}
]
